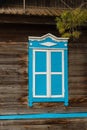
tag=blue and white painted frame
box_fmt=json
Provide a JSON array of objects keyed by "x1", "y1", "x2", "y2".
[{"x1": 28, "y1": 33, "x2": 69, "y2": 107}]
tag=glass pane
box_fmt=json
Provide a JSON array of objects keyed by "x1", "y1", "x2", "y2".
[
  {"x1": 35, "y1": 75, "x2": 47, "y2": 96},
  {"x1": 51, "y1": 52, "x2": 62, "y2": 72},
  {"x1": 51, "y1": 75, "x2": 62, "y2": 95},
  {"x1": 35, "y1": 51, "x2": 46, "y2": 72}
]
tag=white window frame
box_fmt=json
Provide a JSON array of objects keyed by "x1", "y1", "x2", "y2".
[{"x1": 33, "y1": 49, "x2": 64, "y2": 98}]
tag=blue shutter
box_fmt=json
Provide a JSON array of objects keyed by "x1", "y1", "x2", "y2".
[
  {"x1": 51, "y1": 51, "x2": 63, "y2": 96},
  {"x1": 51, "y1": 75, "x2": 62, "y2": 95},
  {"x1": 35, "y1": 51, "x2": 46, "y2": 72},
  {"x1": 35, "y1": 75, "x2": 47, "y2": 96},
  {"x1": 34, "y1": 51, "x2": 47, "y2": 97},
  {"x1": 51, "y1": 52, "x2": 62, "y2": 72}
]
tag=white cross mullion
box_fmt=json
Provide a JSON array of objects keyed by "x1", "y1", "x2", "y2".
[{"x1": 47, "y1": 50, "x2": 51, "y2": 97}]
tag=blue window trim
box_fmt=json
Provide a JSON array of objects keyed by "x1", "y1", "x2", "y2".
[
  {"x1": 0, "y1": 113, "x2": 87, "y2": 120},
  {"x1": 28, "y1": 33, "x2": 69, "y2": 107},
  {"x1": 28, "y1": 47, "x2": 33, "y2": 107},
  {"x1": 64, "y1": 49, "x2": 68, "y2": 106}
]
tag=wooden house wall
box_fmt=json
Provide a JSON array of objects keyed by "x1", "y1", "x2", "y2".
[{"x1": 0, "y1": 22, "x2": 87, "y2": 129}]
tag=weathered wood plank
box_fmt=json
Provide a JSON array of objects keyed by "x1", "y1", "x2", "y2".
[
  {"x1": 0, "y1": 38, "x2": 86, "y2": 114},
  {"x1": 0, "y1": 118, "x2": 87, "y2": 130},
  {"x1": 0, "y1": 16, "x2": 86, "y2": 129}
]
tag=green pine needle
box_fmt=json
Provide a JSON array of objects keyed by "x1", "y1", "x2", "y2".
[{"x1": 56, "y1": 8, "x2": 87, "y2": 39}]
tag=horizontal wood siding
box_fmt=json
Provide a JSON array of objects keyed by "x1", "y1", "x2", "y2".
[
  {"x1": 0, "y1": 22, "x2": 86, "y2": 129},
  {"x1": 0, "y1": 118, "x2": 87, "y2": 130}
]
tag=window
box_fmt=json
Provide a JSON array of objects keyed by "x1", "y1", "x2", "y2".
[{"x1": 28, "y1": 33, "x2": 69, "y2": 107}]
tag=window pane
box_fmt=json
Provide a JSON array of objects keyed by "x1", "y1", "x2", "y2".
[
  {"x1": 51, "y1": 75, "x2": 62, "y2": 95},
  {"x1": 35, "y1": 75, "x2": 47, "y2": 96},
  {"x1": 35, "y1": 51, "x2": 46, "y2": 72},
  {"x1": 51, "y1": 52, "x2": 62, "y2": 72}
]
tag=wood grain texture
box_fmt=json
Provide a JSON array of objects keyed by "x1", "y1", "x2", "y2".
[
  {"x1": 0, "y1": 22, "x2": 86, "y2": 129},
  {"x1": 0, "y1": 119, "x2": 87, "y2": 130},
  {"x1": 0, "y1": 40, "x2": 86, "y2": 113}
]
